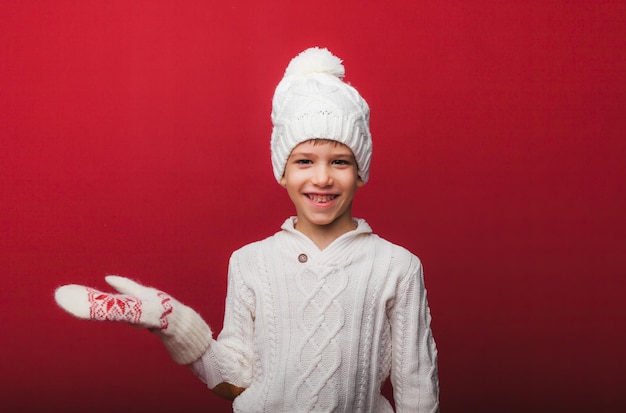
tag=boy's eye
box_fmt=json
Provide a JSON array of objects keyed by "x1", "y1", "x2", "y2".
[
  {"x1": 295, "y1": 159, "x2": 312, "y2": 164},
  {"x1": 331, "y1": 159, "x2": 351, "y2": 165}
]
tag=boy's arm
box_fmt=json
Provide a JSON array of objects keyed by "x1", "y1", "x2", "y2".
[
  {"x1": 189, "y1": 255, "x2": 256, "y2": 392},
  {"x1": 55, "y1": 274, "x2": 255, "y2": 400},
  {"x1": 54, "y1": 275, "x2": 212, "y2": 365},
  {"x1": 389, "y1": 256, "x2": 440, "y2": 413}
]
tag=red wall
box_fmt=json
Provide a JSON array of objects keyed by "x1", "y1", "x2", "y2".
[{"x1": 2, "y1": 1, "x2": 625, "y2": 412}]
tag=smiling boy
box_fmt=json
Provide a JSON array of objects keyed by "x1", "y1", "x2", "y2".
[
  {"x1": 189, "y1": 47, "x2": 440, "y2": 412},
  {"x1": 55, "y1": 47, "x2": 439, "y2": 412},
  {"x1": 280, "y1": 139, "x2": 363, "y2": 249}
]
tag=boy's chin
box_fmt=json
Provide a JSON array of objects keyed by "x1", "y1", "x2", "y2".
[{"x1": 298, "y1": 214, "x2": 353, "y2": 229}]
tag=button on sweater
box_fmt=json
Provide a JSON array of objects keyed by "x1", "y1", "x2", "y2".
[{"x1": 192, "y1": 217, "x2": 439, "y2": 412}]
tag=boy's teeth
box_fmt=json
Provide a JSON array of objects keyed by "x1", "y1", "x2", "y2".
[{"x1": 308, "y1": 194, "x2": 336, "y2": 203}]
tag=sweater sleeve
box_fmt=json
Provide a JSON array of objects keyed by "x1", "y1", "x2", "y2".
[
  {"x1": 190, "y1": 253, "x2": 256, "y2": 389},
  {"x1": 389, "y1": 254, "x2": 439, "y2": 413}
]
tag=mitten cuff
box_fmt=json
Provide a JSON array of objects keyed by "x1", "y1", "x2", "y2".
[{"x1": 159, "y1": 304, "x2": 213, "y2": 365}]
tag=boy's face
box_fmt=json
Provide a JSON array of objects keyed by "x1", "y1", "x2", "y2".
[{"x1": 280, "y1": 139, "x2": 364, "y2": 235}]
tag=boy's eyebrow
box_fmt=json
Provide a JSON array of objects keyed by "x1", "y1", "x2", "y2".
[{"x1": 289, "y1": 151, "x2": 314, "y2": 157}]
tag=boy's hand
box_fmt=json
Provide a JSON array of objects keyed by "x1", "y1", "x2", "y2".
[
  {"x1": 54, "y1": 276, "x2": 212, "y2": 365},
  {"x1": 212, "y1": 382, "x2": 246, "y2": 400}
]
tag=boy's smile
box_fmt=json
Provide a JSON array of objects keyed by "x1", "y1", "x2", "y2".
[
  {"x1": 306, "y1": 193, "x2": 338, "y2": 204},
  {"x1": 280, "y1": 139, "x2": 364, "y2": 247}
]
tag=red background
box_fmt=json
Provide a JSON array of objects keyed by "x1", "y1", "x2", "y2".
[{"x1": 2, "y1": 1, "x2": 625, "y2": 412}]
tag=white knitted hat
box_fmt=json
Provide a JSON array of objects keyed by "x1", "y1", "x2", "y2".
[{"x1": 270, "y1": 47, "x2": 372, "y2": 183}]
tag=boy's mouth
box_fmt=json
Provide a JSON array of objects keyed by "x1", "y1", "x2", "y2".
[{"x1": 306, "y1": 193, "x2": 338, "y2": 204}]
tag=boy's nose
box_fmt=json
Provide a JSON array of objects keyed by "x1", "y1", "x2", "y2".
[{"x1": 312, "y1": 165, "x2": 333, "y2": 186}]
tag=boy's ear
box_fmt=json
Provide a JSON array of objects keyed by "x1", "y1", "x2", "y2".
[
  {"x1": 279, "y1": 176, "x2": 287, "y2": 188},
  {"x1": 356, "y1": 176, "x2": 365, "y2": 188}
]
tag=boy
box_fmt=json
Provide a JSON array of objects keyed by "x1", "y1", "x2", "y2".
[{"x1": 55, "y1": 47, "x2": 439, "y2": 412}]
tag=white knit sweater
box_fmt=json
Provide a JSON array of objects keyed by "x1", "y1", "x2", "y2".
[{"x1": 191, "y1": 218, "x2": 439, "y2": 412}]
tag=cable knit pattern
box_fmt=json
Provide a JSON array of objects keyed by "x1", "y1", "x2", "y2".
[
  {"x1": 254, "y1": 239, "x2": 280, "y2": 411},
  {"x1": 353, "y1": 240, "x2": 385, "y2": 411},
  {"x1": 191, "y1": 217, "x2": 439, "y2": 412},
  {"x1": 294, "y1": 265, "x2": 347, "y2": 411}
]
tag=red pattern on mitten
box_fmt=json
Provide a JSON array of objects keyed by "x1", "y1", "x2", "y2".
[
  {"x1": 157, "y1": 291, "x2": 173, "y2": 329},
  {"x1": 87, "y1": 288, "x2": 143, "y2": 323}
]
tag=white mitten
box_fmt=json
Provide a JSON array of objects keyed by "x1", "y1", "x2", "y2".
[{"x1": 54, "y1": 275, "x2": 212, "y2": 365}]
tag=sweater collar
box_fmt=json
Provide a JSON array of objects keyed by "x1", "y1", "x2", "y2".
[{"x1": 278, "y1": 217, "x2": 373, "y2": 263}]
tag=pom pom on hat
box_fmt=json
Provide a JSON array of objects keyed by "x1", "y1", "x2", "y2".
[
  {"x1": 284, "y1": 47, "x2": 345, "y2": 78},
  {"x1": 270, "y1": 47, "x2": 372, "y2": 184}
]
